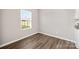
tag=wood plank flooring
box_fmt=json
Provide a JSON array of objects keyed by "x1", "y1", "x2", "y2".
[{"x1": 0, "y1": 33, "x2": 76, "y2": 49}]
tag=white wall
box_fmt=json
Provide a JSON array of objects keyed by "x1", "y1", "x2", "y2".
[
  {"x1": 74, "y1": 9, "x2": 79, "y2": 19},
  {"x1": 1, "y1": 9, "x2": 39, "y2": 45},
  {"x1": 0, "y1": 10, "x2": 2, "y2": 45},
  {"x1": 74, "y1": 9, "x2": 79, "y2": 48},
  {"x1": 39, "y1": 9, "x2": 75, "y2": 41},
  {"x1": 0, "y1": 9, "x2": 76, "y2": 45}
]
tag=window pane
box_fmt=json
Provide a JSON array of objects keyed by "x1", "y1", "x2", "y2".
[{"x1": 20, "y1": 9, "x2": 32, "y2": 29}]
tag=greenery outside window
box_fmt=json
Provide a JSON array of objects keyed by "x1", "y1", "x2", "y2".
[{"x1": 20, "y1": 9, "x2": 32, "y2": 29}]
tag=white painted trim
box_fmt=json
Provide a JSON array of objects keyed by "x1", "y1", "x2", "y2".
[
  {"x1": 40, "y1": 32, "x2": 78, "y2": 48},
  {"x1": 0, "y1": 32, "x2": 38, "y2": 48},
  {"x1": 39, "y1": 32, "x2": 76, "y2": 43},
  {"x1": 0, "y1": 32, "x2": 77, "y2": 48}
]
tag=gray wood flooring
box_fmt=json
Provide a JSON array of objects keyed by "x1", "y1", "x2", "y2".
[{"x1": 0, "y1": 33, "x2": 76, "y2": 49}]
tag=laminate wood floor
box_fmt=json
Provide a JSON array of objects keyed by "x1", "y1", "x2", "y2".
[{"x1": 0, "y1": 33, "x2": 76, "y2": 49}]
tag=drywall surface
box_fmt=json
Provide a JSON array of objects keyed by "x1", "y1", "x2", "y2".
[
  {"x1": 74, "y1": 9, "x2": 79, "y2": 19},
  {"x1": 1, "y1": 9, "x2": 39, "y2": 45},
  {"x1": 74, "y1": 9, "x2": 79, "y2": 48},
  {"x1": 0, "y1": 10, "x2": 2, "y2": 45},
  {"x1": 39, "y1": 9, "x2": 75, "y2": 41}
]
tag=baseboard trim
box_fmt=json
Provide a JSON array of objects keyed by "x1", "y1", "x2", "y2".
[
  {"x1": 0, "y1": 32, "x2": 38, "y2": 48},
  {"x1": 39, "y1": 32, "x2": 76, "y2": 43},
  {"x1": 0, "y1": 32, "x2": 77, "y2": 48}
]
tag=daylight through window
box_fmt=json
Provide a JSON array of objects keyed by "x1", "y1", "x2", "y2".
[{"x1": 20, "y1": 10, "x2": 32, "y2": 29}]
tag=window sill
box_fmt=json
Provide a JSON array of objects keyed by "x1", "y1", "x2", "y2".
[{"x1": 21, "y1": 27, "x2": 32, "y2": 30}]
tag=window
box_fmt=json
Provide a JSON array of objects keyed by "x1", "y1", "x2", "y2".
[{"x1": 20, "y1": 9, "x2": 32, "y2": 29}]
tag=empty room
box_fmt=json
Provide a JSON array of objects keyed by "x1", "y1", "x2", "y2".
[{"x1": 0, "y1": 9, "x2": 79, "y2": 49}]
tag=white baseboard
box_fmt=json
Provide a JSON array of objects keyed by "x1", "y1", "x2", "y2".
[
  {"x1": 40, "y1": 32, "x2": 78, "y2": 48},
  {"x1": 0, "y1": 32, "x2": 77, "y2": 48},
  {"x1": 0, "y1": 32, "x2": 38, "y2": 48},
  {"x1": 39, "y1": 32, "x2": 76, "y2": 43}
]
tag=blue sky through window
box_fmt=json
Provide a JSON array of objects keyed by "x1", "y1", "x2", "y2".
[{"x1": 21, "y1": 10, "x2": 32, "y2": 20}]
